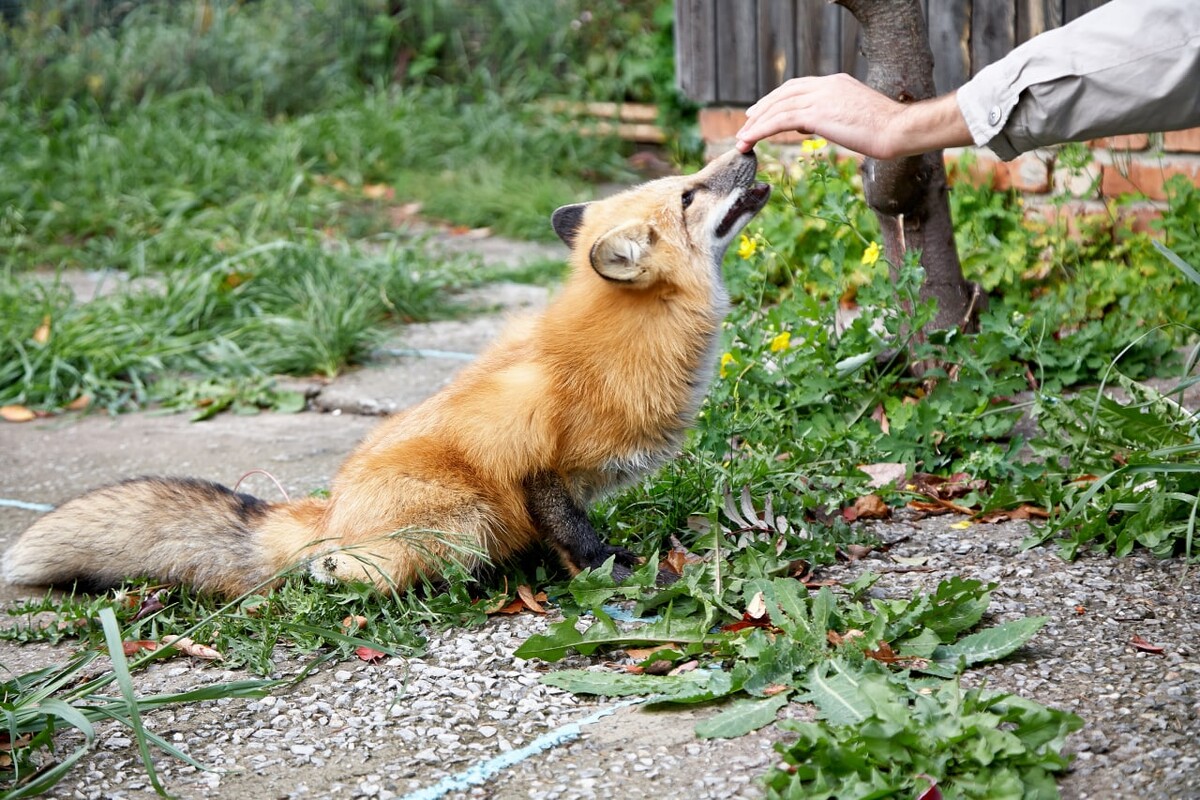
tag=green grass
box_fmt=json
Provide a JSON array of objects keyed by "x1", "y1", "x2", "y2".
[{"x1": 4, "y1": 1, "x2": 1200, "y2": 797}]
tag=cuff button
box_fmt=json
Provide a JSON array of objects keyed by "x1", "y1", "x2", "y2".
[{"x1": 988, "y1": 106, "x2": 1002, "y2": 126}]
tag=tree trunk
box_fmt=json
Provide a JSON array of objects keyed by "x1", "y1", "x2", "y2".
[{"x1": 835, "y1": 0, "x2": 980, "y2": 338}]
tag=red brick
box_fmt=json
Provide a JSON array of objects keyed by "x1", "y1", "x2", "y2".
[
  {"x1": 1088, "y1": 133, "x2": 1149, "y2": 151},
  {"x1": 1163, "y1": 128, "x2": 1200, "y2": 153},
  {"x1": 698, "y1": 107, "x2": 806, "y2": 145},
  {"x1": 1101, "y1": 158, "x2": 1200, "y2": 200},
  {"x1": 1023, "y1": 200, "x2": 1111, "y2": 240},
  {"x1": 1114, "y1": 202, "x2": 1166, "y2": 239},
  {"x1": 945, "y1": 152, "x2": 1006, "y2": 190},
  {"x1": 1052, "y1": 161, "x2": 1102, "y2": 198},
  {"x1": 1008, "y1": 153, "x2": 1051, "y2": 193}
]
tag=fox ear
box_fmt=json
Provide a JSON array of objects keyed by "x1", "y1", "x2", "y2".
[
  {"x1": 551, "y1": 203, "x2": 589, "y2": 248},
  {"x1": 589, "y1": 222, "x2": 657, "y2": 283}
]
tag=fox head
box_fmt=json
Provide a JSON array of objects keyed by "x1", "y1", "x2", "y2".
[{"x1": 550, "y1": 149, "x2": 770, "y2": 289}]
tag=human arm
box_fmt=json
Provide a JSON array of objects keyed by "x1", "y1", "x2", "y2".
[
  {"x1": 734, "y1": 73, "x2": 971, "y2": 159},
  {"x1": 737, "y1": 0, "x2": 1200, "y2": 161}
]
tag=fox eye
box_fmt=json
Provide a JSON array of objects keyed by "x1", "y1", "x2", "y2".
[{"x1": 681, "y1": 189, "x2": 696, "y2": 209}]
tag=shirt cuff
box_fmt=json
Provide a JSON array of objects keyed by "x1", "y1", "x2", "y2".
[{"x1": 955, "y1": 64, "x2": 1022, "y2": 161}]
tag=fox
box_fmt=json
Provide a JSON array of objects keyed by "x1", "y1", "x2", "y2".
[{"x1": 3, "y1": 149, "x2": 770, "y2": 599}]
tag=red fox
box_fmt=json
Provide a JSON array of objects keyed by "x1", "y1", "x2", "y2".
[{"x1": 4, "y1": 149, "x2": 770, "y2": 598}]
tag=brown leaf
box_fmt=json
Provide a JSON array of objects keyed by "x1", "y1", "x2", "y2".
[
  {"x1": 745, "y1": 591, "x2": 768, "y2": 621},
  {"x1": 643, "y1": 659, "x2": 674, "y2": 675},
  {"x1": 626, "y1": 644, "x2": 680, "y2": 661},
  {"x1": 1130, "y1": 635, "x2": 1165, "y2": 655},
  {"x1": 761, "y1": 683, "x2": 791, "y2": 697},
  {"x1": 122, "y1": 640, "x2": 160, "y2": 657},
  {"x1": 843, "y1": 494, "x2": 890, "y2": 522},
  {"x1": 131, "y1": 590, "x2": 168, "y2": 621},
  {"x1": 864, "y1": 640, "x2": 901, "y2": 664},
  {"x1": 32, "y1": 315, "x2": 51, "y2": 345},
  {"x1": 858, "y1": 462, "x2": 906, "y2": 489},
  {"x1": 0, "y1": 405, "x2": 35, "y2": 423},
  {"x1": 662, "y1": 548, "x2": 687, "y2": 576},
  {"x1": 977, "y1": 504, "x2": 1051, "y2": 523},
  {"x1": 667, "y1": 659, "x2": 699, "y2": 676},
  {"x1": 341, "y1": 615, "x2": 368, "y2": 630},
  {"x1": 486, "y1": 598, "x2": 527, "y2": 615},
  {"x1": 516, "y1": 585, "x2": 548, "y2": 614},
  {"x1": 66, "y1": 395, "x2": 91, "y2": 411},
  {"x1": 827, "y1": 629, "x2": 865, "y2": 647},
  {"x1": 869, "y1": 404, "x2": 890, "y2": 435},
  {"x1": 162, "y1": 635, "x2": 222, "y2": 660},
  {"x1": 842, "y1": 544, "x2": 876, "y2": 561},
  {"x1": 355, "y1": 645, "x2": 387, "y2": 663}
]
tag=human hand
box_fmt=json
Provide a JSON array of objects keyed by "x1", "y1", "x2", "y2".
[{"x1": 735, "y1": 73, "x2": 971, "y2": 159}]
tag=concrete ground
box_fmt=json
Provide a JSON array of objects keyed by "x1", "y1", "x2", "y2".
[{"x1": 1, "y1": 231, "x2": 1198, "y2": 800}]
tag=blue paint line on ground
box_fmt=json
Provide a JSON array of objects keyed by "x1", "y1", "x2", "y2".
[
  {"x1": 377, "y1": 348, "x2": 477, "y2": 362},
  {"x1": 598, "y1": 604, "x2": 661, "y2": 624},
  {"x1": 0, "y1": 498, "x2": 54, "y2": 512},
  {"x1": 399, "y1": 696, "x2": 644, "y2": 800}
]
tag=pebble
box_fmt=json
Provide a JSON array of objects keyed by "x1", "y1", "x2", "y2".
[{"x1": 20, "y1": 514, "x2": 1200, "y2": 800}]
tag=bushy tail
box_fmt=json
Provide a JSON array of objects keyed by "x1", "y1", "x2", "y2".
[{"x1": 3, "y1": 477, "x2": 306, "y2": 598}]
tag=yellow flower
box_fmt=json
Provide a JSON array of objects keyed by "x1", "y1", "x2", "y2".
[
  {"x1": 737, "y1": 234, "x2": 757, "y2": 260},
  {"x1": 719, "y1": 352, "x2": 736, "y2": 378},
  {"x1": 861, "y1": 241, "x2": 882, "y2": 267},
  {"x1": 769, "y1": 331, "x2": 791, "y2": 353},
  {"x1": 800, "y1": 137, "x2": 828, "y2": 154}
]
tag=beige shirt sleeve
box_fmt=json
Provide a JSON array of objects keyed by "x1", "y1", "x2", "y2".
[{"x1": 956, "y1": 0, "x2": 1200, "y2": 160}]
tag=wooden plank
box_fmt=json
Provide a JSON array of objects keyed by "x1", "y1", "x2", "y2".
[
  {"x1": 1016, "y1": 0, "x2": 1063, "y2": 43},
  {"x1": 1063, "y1": 0, "x2": 1105, "y2": 23},
  {"x1": 927, "y1": 0, "x2": 970, "y2": 93},
  {"x1": 715, "y1": 0, "x2": 761, "y2": 103},
  {"x1": 793, "y1": 0, "x2": 843, "y2": 77},
  {"x1": 675, "y1": 0, "x2": 718, "y2": 103},
  {"x1": 970, "y1": 1, "x2": 1015, "y2": 74},
  {"x1": 757, "y1": 0, "x2": 796, "y2": 91}
]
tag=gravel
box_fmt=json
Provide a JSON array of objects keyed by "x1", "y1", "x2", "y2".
[{"x1": 22, "y1": 511, "x2": 1197, "y2": 799}]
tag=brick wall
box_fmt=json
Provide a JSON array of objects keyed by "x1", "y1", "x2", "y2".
[{"x1": 699, "y1": 107, "x2": 1200, "y2": 238}]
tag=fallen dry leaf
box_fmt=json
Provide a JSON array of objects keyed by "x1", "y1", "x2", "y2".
[
  {"x1": 162, "y1": 635, "x2": 222, "y2": 660},
  {"x1": 976, "y1": 504, "x2": 1051, "y2": 523},
  {"x1": 516, "y1": 584, "x2": 548, "y2": 615},
  {"x1": 761, "y1": 683, "x2": 791, "y2": 697},
  {"x1": 842, "y1": 494, "x2": 890, "y2": 522},
  {"x1": 827, "y1": 629, "x2": 866, "y2": 648},
  {"x1": 122, "y1": 640, "x2": 160, "y2": 657},
  {"x1": 342, "y1": 615, "x2": 368, "y2": 630},
  {"x1": 355, "y1": 645, "x2": 387, "y2": 663},
  {"x1": 869, "y1": 404, "x2": 890, "y2": 435},
  {"x1": 1130, "y1": 635, "x2": 1165, "y2": 655},
  {"x1": 361, "y1": 183, "x2": 395, "y2": 200},
  {"x1": 745, "y1": 591, "x2": 768, "y2": 621},
  {"x1": 131, "y1": 590, "x2": 168, "y2": 621},
  {"x1": 0, "y1": 405, "x2": 35, "y2": 423},
  {"x1": 626, "y1": 644, "x2": 680, "y2": 662},
  {"x1": 842, "y1": 544, "x2": 876, "y2": 561},
  {"x1": 667, "y1": 659, "x2": 699, "y2": 676},
  {"x1": 32, "y1": 315, "x2": 51, "y2": 345},
  {"x1": 864, "y1": 641, "x2": 902, "y2": 664},
  {"x1": 66, "y1": 395, "x2": 91, "y2": 411},
  {"x1": 858, "y1": 462, "x2": 906, "y2": 489}
]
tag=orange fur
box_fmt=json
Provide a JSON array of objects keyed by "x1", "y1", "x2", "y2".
[{"x1": 4, "y1": 149, "x2": 770, "y2": 597}]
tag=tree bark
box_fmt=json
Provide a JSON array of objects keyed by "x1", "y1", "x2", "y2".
[{"x1": 835, "y1": 0, "x2": 980, "y2": 337}]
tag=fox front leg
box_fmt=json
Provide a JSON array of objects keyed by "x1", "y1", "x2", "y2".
[{"x1": 522, "y1": 470, "x2": 642, "y2": 581}]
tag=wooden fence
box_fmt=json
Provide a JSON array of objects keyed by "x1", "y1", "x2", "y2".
[{"x1": 675, "y1": 0, "x2": 1109, "y2": 105}]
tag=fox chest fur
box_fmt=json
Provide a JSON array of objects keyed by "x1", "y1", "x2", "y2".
[{"x1": 4, "y1": 149, "x2": 770, "y2": 597}]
